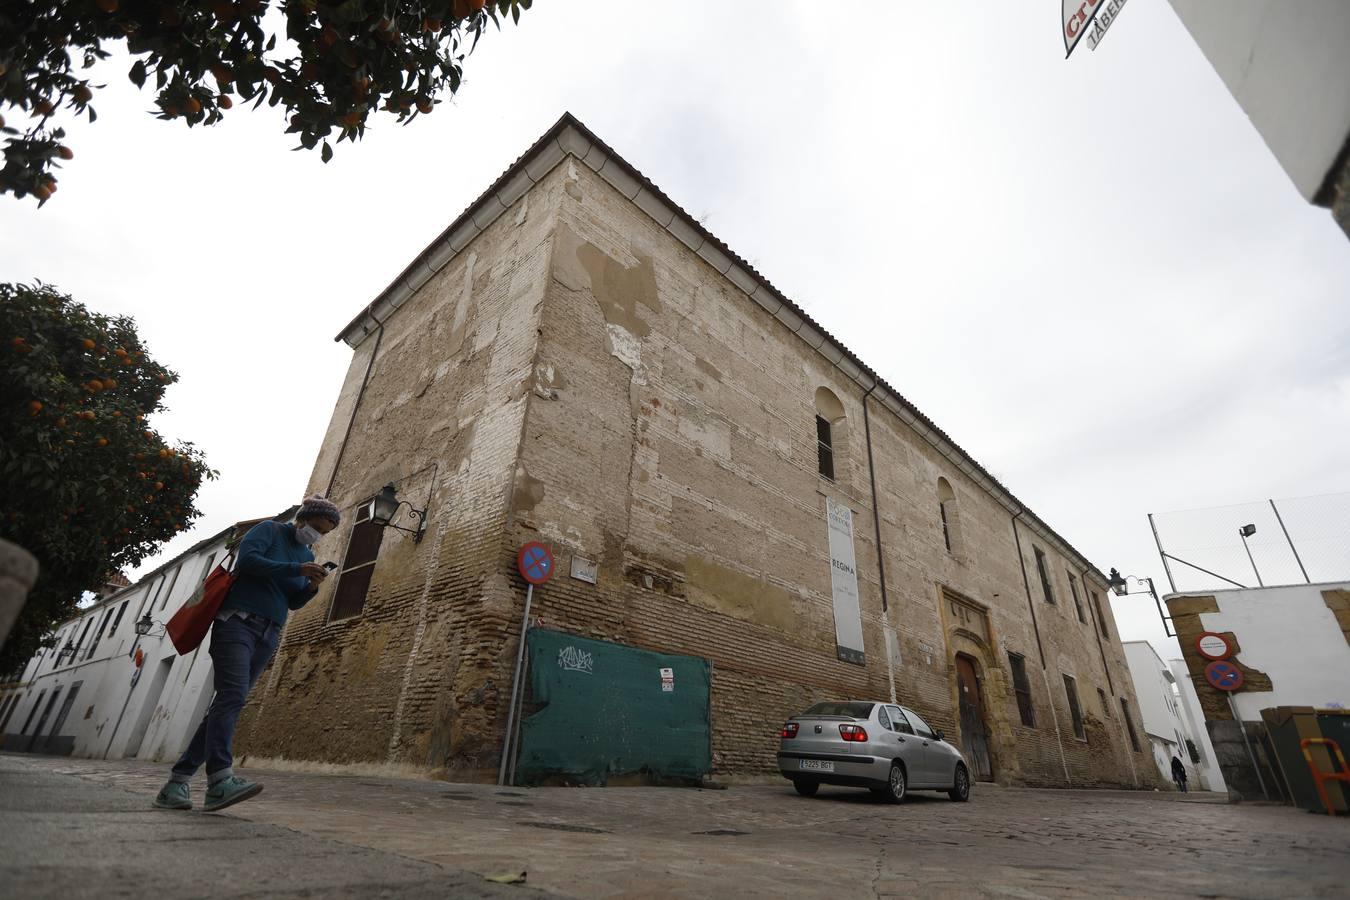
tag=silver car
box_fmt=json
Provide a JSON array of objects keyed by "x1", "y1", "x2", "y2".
[{"x1": 777, "y1": 700, "x2": 971, "y2": 803}]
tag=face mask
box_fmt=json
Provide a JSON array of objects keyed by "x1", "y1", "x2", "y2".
[{"x1": 295, "y1": 523, "x2": 323, "y2": 546}]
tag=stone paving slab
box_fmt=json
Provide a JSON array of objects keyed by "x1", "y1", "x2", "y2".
[
  {"x1": 5, "y1": 754, "x2": 1349, "y2": 898},
  {"x1": 0, "y1": 755, "x2": 547, "y2": 899}
]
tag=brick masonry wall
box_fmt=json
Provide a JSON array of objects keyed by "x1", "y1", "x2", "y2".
[
  {"x1": 235, "y1": 166, "x2": 569, "y2": 774},
  {"x1": 510, "y1": 160, "x2": 1160, "y2": 787},
  {"x1": 237, "y1": 148, "x2": 1160, "y2": 788}
]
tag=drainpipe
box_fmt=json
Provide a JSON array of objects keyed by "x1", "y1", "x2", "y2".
[
  {"x1": 1080, "y1": 566, "x2": 1115, "y2": 694},
  {"x1": 861, "y1": 381, "x2": 897, "y2": 704},
  {"x1": 1081, "y1": 566, "x2": 1137, "y2": 787},
  {"x1": 1012, "y1": 509, "x2": 1071, "y2": 785},
  {"x1": 325, "y1": 315, "x2": 385, "y2": 498},
  {"x1": 860, "y1": 381, "x2": 889, "y2": 614}
]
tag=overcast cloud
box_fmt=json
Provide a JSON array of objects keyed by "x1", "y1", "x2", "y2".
[{"x1": 3, "y1": 2, "x2": 1347, "y2": 662}]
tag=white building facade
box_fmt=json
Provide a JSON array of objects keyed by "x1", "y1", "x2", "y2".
[
  {"x1": 1168, "y1": 0, "x2": 1350, "y2": 239},
  {"x1": 1122, "y1": 640, "x2": 1213, "y2": 790},
  {"x1": 0, "y1": 509, "x2": 291, "y2": 764}
]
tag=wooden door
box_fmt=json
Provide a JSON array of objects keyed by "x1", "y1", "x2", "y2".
[{"x1": 956, "y1": 655, "x2": 994, "y2": 781}]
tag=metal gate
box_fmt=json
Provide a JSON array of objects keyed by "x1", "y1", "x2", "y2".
[{"x1": 515, "y1": 629, "x2": 712, "y2": 786}]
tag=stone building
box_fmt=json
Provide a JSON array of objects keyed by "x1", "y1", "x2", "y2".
[{"x1": 236, "y1": 114, "x2": 1158, "y2": 788}]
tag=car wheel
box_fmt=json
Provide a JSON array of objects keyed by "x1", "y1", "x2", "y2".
[
  {"x1": 793, "y1": 779, "x2": 819, "y2": 797},
  {"x1": 884, "y1": 763, "x2": 907, "y2": 803},
  {"x1": 948, "y1": 763, "x2": 970, "y2": 802}
]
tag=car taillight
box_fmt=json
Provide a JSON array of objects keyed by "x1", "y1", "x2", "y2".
[
  {"x1": 839, "y1": 724, "x2": 868, "y2": 742},
  {"x1": 781, "y1": 722, "x2": 799, "y2": 739}
]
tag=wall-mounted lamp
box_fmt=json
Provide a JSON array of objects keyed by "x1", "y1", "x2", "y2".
[
  {"x1": 55, "y1": 641, "x2": 76, "y2": 664},
  {"x1": 1107, "y1": 568, "x2": 1173, "y2": 637},
  {"x1": 369, "y1": 483, "x2": 427, "y2": 544},
  {"x1": 134, "y1": 612, "x2": 165, "y2": 637}
]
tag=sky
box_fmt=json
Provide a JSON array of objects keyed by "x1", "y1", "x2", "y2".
[{"x1": 3, "y1": 2, "x2": 1347, "y2": 664}]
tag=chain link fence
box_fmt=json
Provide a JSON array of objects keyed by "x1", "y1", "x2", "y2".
[{"x1": 1149, "y1": 492, "x2": 1350, "y2": 593}]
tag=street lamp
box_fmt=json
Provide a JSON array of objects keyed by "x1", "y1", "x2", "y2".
[
  {"x1": 1238, "y1": 524, "x2": 1263, "y2": 587},
  {"x1": 1107, "y1": 568, "x2": 1173, "y2": 636},
  {"x1": 368, "y1": 483, "x2": 427, "y2": 544},
  {"x1": 55, "y1": 641, "x2": 76, "y2": 665},
  {"x1": 134, "y1": 612, "x2": 165, "y2": 637}
]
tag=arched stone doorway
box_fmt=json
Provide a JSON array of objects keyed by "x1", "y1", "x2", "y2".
[
  {"x1": 939, "y1": 587, "x2": 1014, "y2": 784},
  {"x1": 955, "y1": 653, "x2": 994, "y2": 781}
]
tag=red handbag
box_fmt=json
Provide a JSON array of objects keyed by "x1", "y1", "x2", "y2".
[{"x1": 167, "y1": 551, "x2": 236, "y2": 655}]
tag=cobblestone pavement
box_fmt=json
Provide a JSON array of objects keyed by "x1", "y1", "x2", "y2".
[{"x1": 5, "y1": 755, "x2": 1348, "y2": 899}]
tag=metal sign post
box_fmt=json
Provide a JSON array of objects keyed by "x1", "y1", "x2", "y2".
[
  {"x1": 497, "y1": 542, "x2": 555, "y2": 786},
  {"x1": 1227, "y1": 692, "x2": 1270, "y2": 801}
]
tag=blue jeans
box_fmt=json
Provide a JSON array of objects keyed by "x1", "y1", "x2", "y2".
[{"x1": 170, "y1": 615, "x2": 279, "y2": 785}]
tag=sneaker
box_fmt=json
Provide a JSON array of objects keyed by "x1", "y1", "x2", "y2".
[
  {"x1": 203, "y1": 776, "x2": 263, "y2": 813},
  {"x1": 153, "y1": 781, "x2": 193, "y2": 810}
]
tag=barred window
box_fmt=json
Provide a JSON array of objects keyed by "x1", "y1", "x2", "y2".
[
  {"x1": 1008, "y1": 651, "x2": 1035, "y2": 727},
  {"x1": 1063, "y1": 674, "x2": 1086, "y2": 741},
  {"x1": 329, "y1": 501, "x2": 384, "y2": 622}
]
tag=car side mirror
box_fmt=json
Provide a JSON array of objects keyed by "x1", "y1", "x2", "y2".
[{"x1": 936, "y1": 730, "x2": 945, "y2": 742}]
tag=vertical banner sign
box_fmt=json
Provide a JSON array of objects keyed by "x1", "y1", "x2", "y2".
[
  {"x1": 1062, "y1": 0, "x2": 1103, "y2": 57},
  {"x1": 826, "y1": 497, "x2": 865, "y2": 665}
]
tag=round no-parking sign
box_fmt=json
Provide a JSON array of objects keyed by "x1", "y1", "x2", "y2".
[
  {"x1": 517, "y1": 541, "x2": 555, "y2": 585},
  {"x1": 1204, "y1": 659, "x2": 1244, "y2": 692}
]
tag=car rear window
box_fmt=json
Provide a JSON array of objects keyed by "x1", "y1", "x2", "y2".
[{"x1": 803, "y1": 702, "x2": 875, "y2": 718}]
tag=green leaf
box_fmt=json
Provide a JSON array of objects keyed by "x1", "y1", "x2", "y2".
[
  {"x1": 321, "y1": 141, "x2": 332, "y2": 163},
  {"x1": 128, "y1": 61, "x2": 147, "y2": 88}
]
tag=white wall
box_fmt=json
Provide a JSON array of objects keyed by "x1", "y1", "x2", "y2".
[
  {"x1": 1168, "y1": 0, "x2": 1350, "y2": 201},
  {"x1": 0, "y1": 536, "x2": 230, "y2": 765},
  {"x1": 1179, "y1": 581, "x2": 1350, "y2": 722},
  {"x1": 1170, "y1": 658, "x2": 1226, "y2": 793},
  {"x1": 1124, "y1": 641, "x2": 1203, "y2": 787}
]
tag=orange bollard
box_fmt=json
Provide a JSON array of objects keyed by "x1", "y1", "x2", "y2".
[{"x1": 1299, "y1": 737, "x2": 1349, "y2": 817}]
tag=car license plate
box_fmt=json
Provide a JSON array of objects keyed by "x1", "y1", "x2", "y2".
[{"x1": 799, "y1": 759, "x2": 834, "y2": 772}]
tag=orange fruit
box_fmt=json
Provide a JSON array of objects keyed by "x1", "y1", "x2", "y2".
[
  {"x1": 185, "y1": 97, "x2": 201, "y2": 115},
  {"x1": 101, "y1": 377, "x2": 116, "y2": 389},
  {"x1": 57, "y1": 146, "x2": 73, "y2": 160},
  {"x1": 218, "y1": 94, "x2": 232, "y2": 110},
  {"x1": 144, "y1": 430, "x2": 154, "y2": 439},
  {"x1": 97, "y1": 437, "x2": 109, "y2": 447},
  {"x1": 155, "y1": 482, "x2": 164, "y2": 490},
  {"x1": 32, "y1": 184, "x2": 52, "y2": 201},
  {"x1": 87, "y1": 379, "x2": 103, "y2": 392},
  {"x1": 72, "y1": 86, "x2": 93, "y2": 104},
  {"x1": 55, "y1": 417, "x2": 66, "y2": 427},
  {"x1": 9, "y1": 337, "x2": 24, "y2": 347},
  {"x1": 159, "y1": 448, "x2": 170, "y2": 458},
  {"x1": 34, "y1": 100, "x2": 55, "y2": 117},
  {"x1": 82, "y1": 338, "x2": 95, "y2": 350},
  {"x1": 28, "y1": 400, "x2": 43, "y2": 416}
]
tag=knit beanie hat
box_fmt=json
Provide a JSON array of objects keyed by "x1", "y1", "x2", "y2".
[{"x1": 298, "y1": 494, "x2": 341, "y2": 526}]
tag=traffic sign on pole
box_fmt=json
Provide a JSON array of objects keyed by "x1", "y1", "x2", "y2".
[
  {"x1": 1205, "y1": 659, "x2": 1245, "y2": 692},
  {"x1": 517, "y1": 541, "x2": 555, "y2": 585}
]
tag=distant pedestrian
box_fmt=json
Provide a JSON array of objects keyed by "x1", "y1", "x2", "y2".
[
  {"x1": 153, "y1": 496, "x2": 340, "y2": 812},
  {"x1": 1171, "y1": 755, "x2": 1189, "y2": 793}
]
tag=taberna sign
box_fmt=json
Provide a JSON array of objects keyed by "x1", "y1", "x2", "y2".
[{"x1": 1063, "y1": 0, "x2": 1131, "y2": 57}]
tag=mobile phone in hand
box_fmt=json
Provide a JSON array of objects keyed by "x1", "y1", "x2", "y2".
[{"x1": 322, "y1": 561, "x2": 338, "y2": 571}]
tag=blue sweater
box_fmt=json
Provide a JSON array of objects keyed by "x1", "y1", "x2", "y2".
[{"x1": 226, "y1": 520, "x2": 318, "y2": 625}]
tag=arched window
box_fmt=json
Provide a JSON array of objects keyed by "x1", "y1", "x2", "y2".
[
  {"x1": 814, "y1": 388, "x2": 844, "y2": 480},
  {"x1": 938, "y1": 477, "x2": 961, "y2": 555}
]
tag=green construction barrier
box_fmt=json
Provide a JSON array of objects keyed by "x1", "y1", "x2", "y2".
[{"x1": 515, "y1": 629, "x2": 712, "y2": 786}]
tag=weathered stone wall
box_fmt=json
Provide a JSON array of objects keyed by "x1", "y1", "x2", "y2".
[
  {"x1": 236, "y1": 165, "x2": 568, "y2": 774},
  {"x1": 238, "y1": 140, "x2": 1158, "y2": 788},
  {"x1": 508, "y1": 160, "x2": 1158, "y2": 787}
]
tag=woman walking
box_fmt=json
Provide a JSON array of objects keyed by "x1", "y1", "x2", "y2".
[{"x1": 153, "y1": 496, "x2": 340, "y2": 812}]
